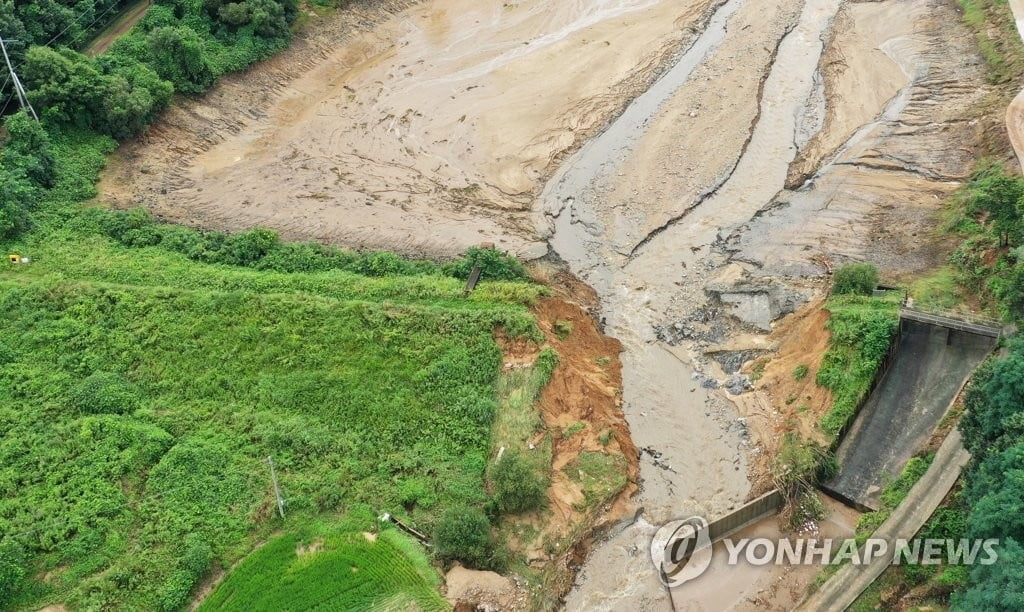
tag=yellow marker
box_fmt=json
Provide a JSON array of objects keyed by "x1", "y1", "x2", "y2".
[{"x1": 8, "y1": 254, "x2": 20, "y2": 264}]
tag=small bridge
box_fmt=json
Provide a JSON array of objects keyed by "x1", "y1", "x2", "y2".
[{"x1": 899, "y1": 307, "x2": 1002, "y2": 338}]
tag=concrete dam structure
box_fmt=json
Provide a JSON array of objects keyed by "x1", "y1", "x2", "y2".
[{"x1": 824, "y1": 315, "x2": 998, "y2": 511}]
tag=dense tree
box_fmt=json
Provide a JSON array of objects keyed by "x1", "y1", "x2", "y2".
[
  {"x1": 954, "y1": 538, "x2": 1024, "y2": 611},
  {"x1": 960, "y1": 348, "x2": 1024, "y2": 457},
  {"x1": 248, "y1": 0, "x2": 289, "y2": 38},
  {"x1": 0, "y1": 167, "x2": 40, "y2": 239},
  {"x1": 2, "y1": 111, "x2": 55, "y2": 188},
  {"x1": 966, "y1": 166, "x2": 1024, "y2": 246},
  {"x1": 963, "y1": 440, "x2": 1024, "y2": 542},
  {"x1": 20, "y1": 46, "x2": 172, "y2": 139},
  {"x1": 146, "y1": 26, "x2": 216, "y2": 93}
]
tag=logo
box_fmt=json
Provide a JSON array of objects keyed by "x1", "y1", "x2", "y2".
[
  {"x1": 650, "y1": 515, "x2": 1000, "y2": 587},
  {"x1": 650, "y1": 516, "x2": 713, "y2": 586}
]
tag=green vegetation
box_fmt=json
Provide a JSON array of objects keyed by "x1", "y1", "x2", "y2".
[
  {"x1": 853, "y1": 455, "x2": 933, "y2": 545},
  {"x1": 954, "y1": 338, "x2": 1024, "y2": 609},
  {"x1": 792, "y1": 363, "x2": 809, "y2": 381},
  {"x1": 563, "y1": 452, "x2": 628, "y2": 512},
  {"x1": 490, "y1": 451, "x2": 548, "y2": 515},
  {"x1": 0, "y1": 113, "x2": 547, "y2": 609},
  {"x1": 5, "y1": 0, "x2": 298, "y2": 140},
  {"x1": 876, "y1": 157, "x2": 1024, "y2": 606},
  {"x1": 486, "y1": 360, "x2": 554, "y2": 522},
  {"x1": 553, "y1": 319, "x2": 573, "y2": 339},
  {"x1": 433, "y1": 507, "x2": 495, "y2": 570},
  {"x1": 941, "y1": 161, "x2": 1024, "y2": 318},
  {"x1": 956, "y1": 0, "x2": 1024, "y2": 84},
  {"x1": 816, "y1": 293, "x2": 900, "y2": 438},
  {"x1": 831, "y1": 263, "x2": 879, "y2": 297},
  {"x1": 770, "y1": 433, "x2": 832, "y2": 529},
  {"x1": 908, "y1": 266, "x2": 965, "y2": 313},
  {"x1": 199, "y1": 512, "x2": 448, "y2": 611},
  {"x1": 561, "y1": 421, "x2": 586, "y2": 439}
]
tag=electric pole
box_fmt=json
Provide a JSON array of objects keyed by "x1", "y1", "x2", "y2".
[
  {"x1": 0, "y1": 35, "x2": 38, "y2": 120},
  {"x1": 267, "y1": 455, "x2": 286, "y2": 518}
]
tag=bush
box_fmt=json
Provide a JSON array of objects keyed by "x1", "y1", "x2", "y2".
[
  {"x1": 832, "y1": 263, "x2": 879, "y2": 296},
  {"x1": 69, "y1": 372, "x2": 141, "y2": 415},
  {"x1": 793, "y1": 364, "x2": 809, "y2": 381},
  {"x1": 490, "y1": 451, "x2": 547, "y2": 514},
  {"x1": 0, "y1": 541, "x2": 26, "y2": 606},
  {"x1": 535, "y1": 347, "x2": 559, "y2": 380},
  {"x1": 433, "y1": 507, "x2": 493, "y2": 567},
  {"x1": 444, "y1": 247, "x2": 527, "y2": 282}
]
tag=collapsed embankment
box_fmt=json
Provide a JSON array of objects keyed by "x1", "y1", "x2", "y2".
[{"x1": 97, "y1": 0, "x2": 995, "y2": 608}]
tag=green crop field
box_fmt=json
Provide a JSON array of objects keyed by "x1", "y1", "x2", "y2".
[
  {"x1": 0, "y1": 131, "x2": 546, "y2": 610},
  {"x1": 199, "y1": 514, "x2": 448, "y2": 611}
]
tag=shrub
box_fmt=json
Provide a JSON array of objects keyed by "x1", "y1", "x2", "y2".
[
  {"x1": 832, "y1": 263, "x2": 879, "y2": 296},
  {"x1": 434, "y1": 507, "x2": 493, "y2": 567},
  {"x1": 490, "y1": 451, "x2": 547, "y2": 514},
  {"x1": 220, "y1": 228, "x2": 280, "y2": 266},
  {"x1": 444, "y1": 246, "x2": 527, "y2": 282},
  {"x1": 793, "y1": 364, "x2": 809, "y2": 381},
  {"x1": 535, "y1": 347, "x2": 559, "y2": 380},
  {"x1": 69, "y1": 372, "x2": 140, "y2": 415},
  {"x1": 0, "y1": 541, "x2": 26, "y2": 606}
]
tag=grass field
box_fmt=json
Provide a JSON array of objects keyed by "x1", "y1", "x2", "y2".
[{"x1": 0, "y1": 132, "x2": 547, "y2": 610}]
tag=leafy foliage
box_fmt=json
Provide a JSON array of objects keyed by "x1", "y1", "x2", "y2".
[
  {"x1": 443, "y1": 246, "x2": 529, "y2": 282},
  {"x1": 0, "y1": 131, "x2": 543, "y2": 608},
  {"x1": 816, "y1": 294, "x2": 900, "y2": 437},
  {"x1": 953, "y1": 537, "x2": 1024, "y2": 611},
  {"x1": 771, "y1": 433, "x2": 831, "y2": 529},
  {"x1": 6, "y1": 0, "x2": 298, "y2": 140},
  {"x1": 433, "y1": 507, "x2": 494, "y2": 568},
  {"x1": 490, "y1": 451, "x2": 548, "y2": 515},
  {"x1": 831, "y1": 263, "x2": 879, "y2": 296}
]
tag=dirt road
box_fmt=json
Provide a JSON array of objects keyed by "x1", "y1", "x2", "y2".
[{"x1": 99, "y1": 0, "x2": 989, "y2": 607}]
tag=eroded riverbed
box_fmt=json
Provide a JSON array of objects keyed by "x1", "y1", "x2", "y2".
[{"x1": 100, "y1": 0, "x2": 990, "y2": 608}]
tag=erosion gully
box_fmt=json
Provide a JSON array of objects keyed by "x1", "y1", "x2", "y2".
[{"x1": 540, "y1": 0, "x2": 969, "y2": 607}]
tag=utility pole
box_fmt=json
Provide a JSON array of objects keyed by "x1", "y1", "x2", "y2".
[
  {"x1": 0, "y1": 35, "x2": 38, "y2": 120},
  {"x1": 266, "y1": 455, "x2": 286, "y2": 518}
]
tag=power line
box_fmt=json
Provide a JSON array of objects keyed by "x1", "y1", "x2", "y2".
[{"x1": 65, "y1": 1, "x2": 124, "y2": 49}]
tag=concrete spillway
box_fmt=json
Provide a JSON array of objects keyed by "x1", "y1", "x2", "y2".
[{"x1": 824, "y1": 318, "x2": 996, "y2": 511}]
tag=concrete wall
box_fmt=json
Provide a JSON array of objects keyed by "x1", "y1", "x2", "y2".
[
  {"x1": 707, "y1": 489, "x2": 784, "y2": 544},
  {"x1": 824, "y1": 319, "x2": 995, "y2": 510}
]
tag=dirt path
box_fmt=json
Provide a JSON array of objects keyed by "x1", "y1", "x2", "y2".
[{"x1": 84, "y1": 0, "x2": 152, "y2": 57}]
